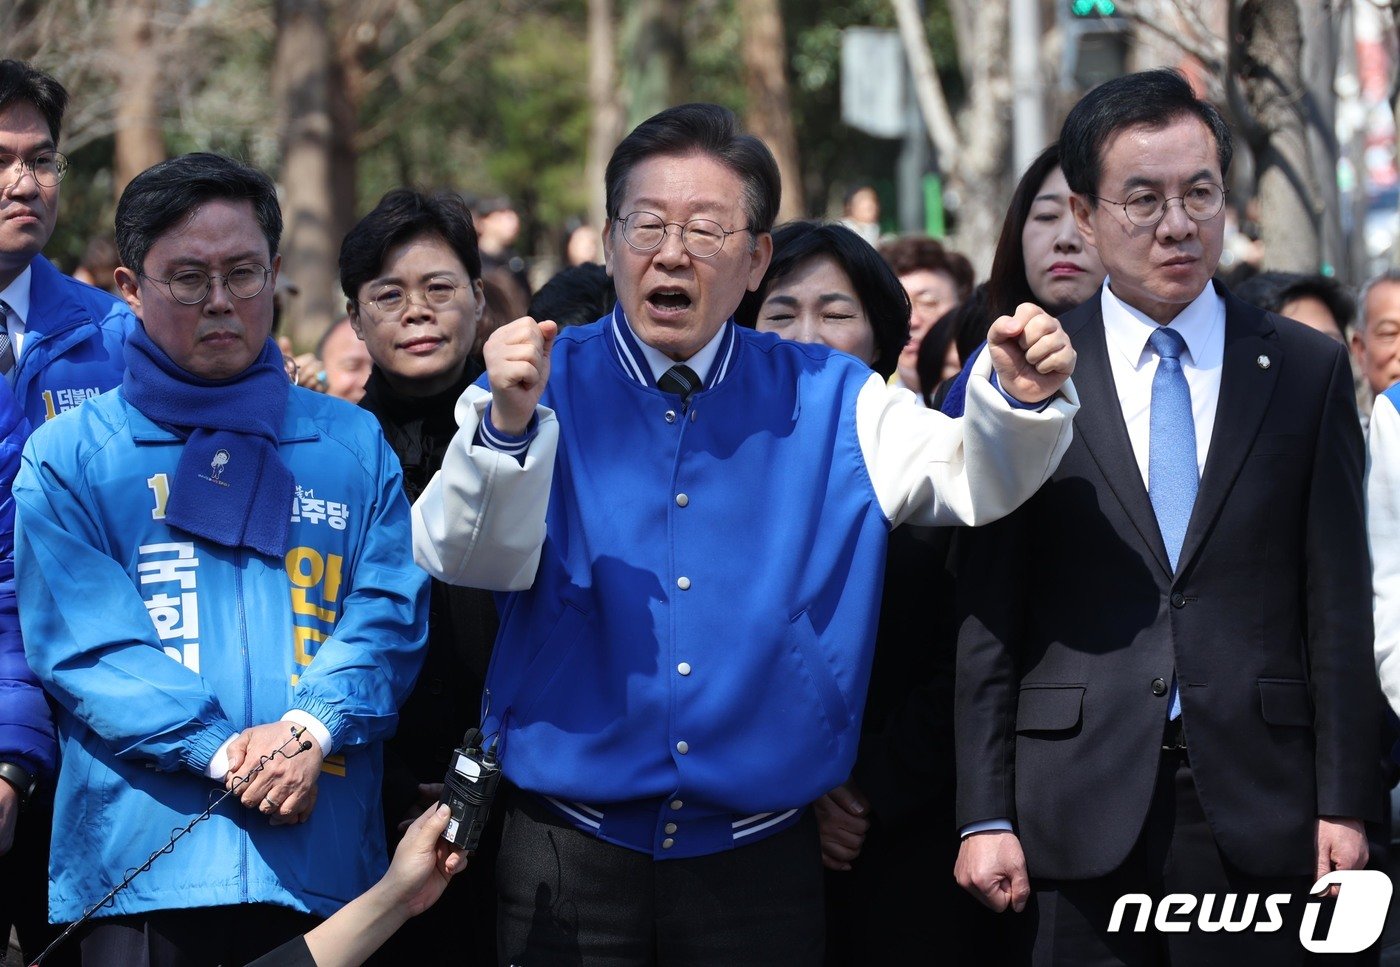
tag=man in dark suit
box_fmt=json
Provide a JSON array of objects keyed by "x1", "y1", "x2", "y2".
[{"x1": 954, "y1": 69, "x2": 1380, "y2": 964}]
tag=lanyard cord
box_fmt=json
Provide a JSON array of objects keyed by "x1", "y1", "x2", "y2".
[{"x1": 29, "y1": 725, "x2": 314, "y2": 967}]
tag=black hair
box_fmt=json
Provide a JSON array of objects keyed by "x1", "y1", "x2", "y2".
[
  {"x1": 734, "y1": 221, "x2": 909, "y2": 379},
  {"x1": 115, "y1": 153, "x2": 282, "y2": 274},
  {"x1": 339, "y1": 188, "x2": 481, "y2": 301},
  {"x1": 987, "y1": 144, "x2": 1066, "y2": 320},
  {"x1": 877, "y1": 235, "x2": 975, "y2": 304},
  {"x1": 1233, "y1": 271, "x2": 1356, "y2": 333},
  {"x1": 604, "y1": 103, "x2": 780, "y2": 236},
  {"x1": 528, "y1": 263, "x2": 617, "y2": 329},
  {"x1": 1059, "y1": 69, "x2": 1233, "y2": 203},
  {"x1": 0, "y1": 60, "x2": 68, "y2": 144}
]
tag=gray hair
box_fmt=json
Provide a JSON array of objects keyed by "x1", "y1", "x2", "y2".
[{"x1": 1358, "y1": 268, "x2": 1400, "y2": 334}]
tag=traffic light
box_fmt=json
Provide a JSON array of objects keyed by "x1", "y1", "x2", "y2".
[
  {"x1": 1070, "y1": 0, "x2": 1117, "y2": 16},
  {"x1": 1059, "y1": 0, "x2": 1126, "y2": 88}
]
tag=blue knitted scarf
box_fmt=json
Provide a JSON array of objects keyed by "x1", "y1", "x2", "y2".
[{"x1": 123, "y1": 326, "x2": 294, "y2": 557}]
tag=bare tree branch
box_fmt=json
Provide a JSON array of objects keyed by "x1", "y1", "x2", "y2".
[
  {"x1": 358, "y1": 0, "x2": 480, "y2": 93},
  {"x1": 1114, "y1": 0, "x2": 1226, "y2": 73}
]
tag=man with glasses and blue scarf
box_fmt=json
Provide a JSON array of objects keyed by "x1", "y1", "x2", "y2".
[
  {"x1": 14, "y1": 152, "x2": 428, "y2": 966},
  {"x1": 414, "y1": 103, "x2": 1080, "y2": 964}
]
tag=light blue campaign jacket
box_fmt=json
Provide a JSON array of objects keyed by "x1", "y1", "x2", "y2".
[{"x1": 14, "y1": 385, "x2": 428, "y2": 920}]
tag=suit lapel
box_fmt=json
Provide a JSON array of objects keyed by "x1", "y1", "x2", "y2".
[
  {"x1": 1175, "y1": 290, "x2": 1279, "y2": 575},
  {"x1": 1064, "y1": 301, "x2": 1173, "y2": 577}
]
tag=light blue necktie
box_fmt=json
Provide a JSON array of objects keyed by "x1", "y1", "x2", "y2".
[{"x1": 1148, "y1": 326, "x2": 1196, "y2": 721}]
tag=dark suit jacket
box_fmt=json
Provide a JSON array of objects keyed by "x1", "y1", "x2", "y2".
[{"x1": 954, "y1": 283, "x2": 1380, "y2": 881}]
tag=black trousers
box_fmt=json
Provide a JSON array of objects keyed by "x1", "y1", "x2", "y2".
[
  {"x1": 0, "y1": 805, "x2": 77, "y2": 967},
  {"x1": 823, "y1": 812, "x2": 1015, "y2": 966},
  {"x1": 496, "y1": 791, "x2": 824, "y2": 967},
  {"x1": 79, "y1": 904, "x2": 320, "y2": 967},
  {"x1": 1026, "y1": 750, "x2": 1314, "y2": 967}
]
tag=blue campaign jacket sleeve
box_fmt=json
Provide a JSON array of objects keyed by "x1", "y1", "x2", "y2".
[
  {"x1": 291, "y1": 435, "x2": 428, "y2": 750},
  {"x1": 14, "y1": 441, "x2": 238, "y2": 775},
  {"x1": 0, "y1": 387, "x2": 51, "y2": 782}
]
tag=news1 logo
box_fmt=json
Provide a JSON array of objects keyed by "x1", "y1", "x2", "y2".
[{"x1": 1108, "y1": 870, "x2": 1393, "y2": 954}]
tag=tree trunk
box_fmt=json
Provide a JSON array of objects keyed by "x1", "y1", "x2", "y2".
[
  {"x1": 113, "y1": 0, "x2": 165, "y2": 199},
  {"x1": 586, "y1": 0, "x2": 624, "y2": 232},
  {"x1": 329, "y1": 47, "x2": 360, "y2": 251},
  {"x1": 1239, "y1": 0, "x2": 1323, "y2": 273},
  {"x1": 622, "y1": 0, "x2": 685, "y2": 128},
  {"x1": 947, "y1": 0, "x2": 1011, "y2": 274},
  {"x1": 737, "y1": 0, "x2": 803, "y2": 221},
  {"x1": 275, "y1": 0, "x2": 339, "y2": 349},
  {"x1": 1299, "y1": 0, "x2": 1343, "y2": 278}
]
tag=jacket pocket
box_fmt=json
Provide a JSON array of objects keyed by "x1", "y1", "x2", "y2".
[
  {"x1": 789, "y1": 610, "x2": 852, "y2": 735},
  {"x1": 513, "y1": 599, "x2": 590, "y2": 720},
  {"x1": 1016, "y1": 684, "x2": 1085, "y2": 733},
  {"x1": 1258, "y1": 678, "x2": 1313, "y2": 726}
]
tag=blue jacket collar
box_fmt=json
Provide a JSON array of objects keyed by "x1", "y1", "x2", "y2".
[
  {"x1": 25, "y1": 255, "x2": 94, "y2": 337},
  {"x1": 605, "y1": 303, "x2": 738, "y2": 392}
]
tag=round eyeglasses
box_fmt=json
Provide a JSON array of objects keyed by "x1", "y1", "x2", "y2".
[
  {"x1": 141, "y1": 264, "x2": 271, "y2": 305},
  {"x1": 0, "y1": 151, "x2": 69, "y2": 188},
  {"x1": 616, "y1": 211, "x2": 752, "y2": 259},
  {"x1": 1094, "y1": 183, "x2": 1228, "y2": 228},
  {"x1": 358, "y1": 278, "x2": 471, "y2": 317}
]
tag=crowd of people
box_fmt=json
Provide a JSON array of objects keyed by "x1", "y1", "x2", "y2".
[{"x1": 2, "y1": 53, "x2": 1400, "y2": 967}]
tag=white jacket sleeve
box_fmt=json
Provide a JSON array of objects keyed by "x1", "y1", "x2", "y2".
[
  {"x1": 858, "y1": 350, "x2": 1079, "y2": 528},
  {"x1": 1368, "y1": 393, "x2": 1400, "y2": 716},
  {"x1": 411, "y1": 384, "x2": 559, "y2": 591}
]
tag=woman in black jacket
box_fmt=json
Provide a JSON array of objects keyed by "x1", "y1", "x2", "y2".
[{"x1": 339, "y1": 188, "x2": 501, "y2": 964}]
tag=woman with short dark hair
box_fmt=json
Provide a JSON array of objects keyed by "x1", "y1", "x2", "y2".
[
  {"x1": 338, "y1": 188, "x2": 501, "y2": 965},
  {"x1": 734, "y1": 221, "x2": 909, "y2": 378}
]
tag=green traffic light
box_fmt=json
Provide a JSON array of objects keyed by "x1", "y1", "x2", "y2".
[{"x1": 1071, "y1": 0, "x2": 1116, "y2": 14}]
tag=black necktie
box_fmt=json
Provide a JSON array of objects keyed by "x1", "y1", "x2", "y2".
[
  {"x1": 0, "y1": 299, "x2": 16, "y2": 379},
  {"x1": 658, "y1": 364, "x2": 700, "y2": 406}
]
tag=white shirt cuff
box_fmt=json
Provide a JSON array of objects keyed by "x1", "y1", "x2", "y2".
[
  {"x1": 281, "y1": 710, "x2": 333, "y2": 757},
  {"x1": 960, "y1": 818, "x2": 1014, "y2": 838},
  {"x1": 205, "y1": 737, "x2": 236, "y2": 779}
]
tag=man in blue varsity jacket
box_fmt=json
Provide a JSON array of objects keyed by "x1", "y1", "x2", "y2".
[
  {"x1": 0, "y1": 59, "x2": 135, "y2": 965},
  {"x1": 413, "y1": 103, "x2": 1079, "y2": 965}
]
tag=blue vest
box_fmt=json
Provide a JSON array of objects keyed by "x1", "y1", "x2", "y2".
[{"x1": 484, "y1": 318, "x2": 891, "y2": 858}]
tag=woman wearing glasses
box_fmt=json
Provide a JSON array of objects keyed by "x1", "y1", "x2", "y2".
[{"x1": 337, "y1": 188, "x2": 501, "y2": 965}]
